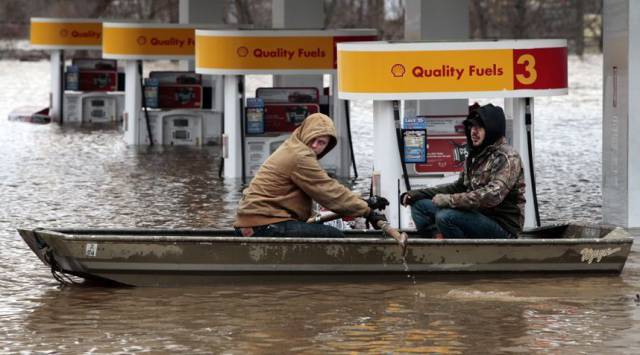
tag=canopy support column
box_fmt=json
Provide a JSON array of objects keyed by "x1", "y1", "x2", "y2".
[
  {"x1": 223, "y1": 75, "x2": 243, "y2": 179},
  {"x1": 123, "y1": 61, "x2": 141, "y2": 145},
  {"x1": 50, "y1": 50, "x2": 64, "y2": 123},
  {"x1": 374, "y1": 100, "x2": 403, "y2": 228},
  {"x1": 505, "y1": 97, "x2": 539, "y2": 227},
  {"x1": 603, "y1": 0, "x2": 640, "y2": 231}
]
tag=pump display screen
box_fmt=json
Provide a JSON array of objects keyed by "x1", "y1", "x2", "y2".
[
  {"x1": 173, "y1": 119, "x2": 189, "y2": 127},
  {"x1": 91, "y1": 100, "x2": 105, "y2": 107},
  {"x1": 402, "y1": 129, "x2": 427, "y2": 163},
  {"x1": 173, "y1": 130, "x2": 189, "y2": 140}
]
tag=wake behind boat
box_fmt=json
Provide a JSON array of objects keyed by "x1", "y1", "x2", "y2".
[{"x1": 17, "y1": 224, "x2": 633, "y2": 287}]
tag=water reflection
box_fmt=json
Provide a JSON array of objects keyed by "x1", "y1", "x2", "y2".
[{"x1": 9, "y1": 276, "x2": 636, "y2": 353}]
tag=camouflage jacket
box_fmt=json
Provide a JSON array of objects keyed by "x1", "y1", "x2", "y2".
[{"x1": 407, "y1": 137, "x2": 526, "y2": 236}]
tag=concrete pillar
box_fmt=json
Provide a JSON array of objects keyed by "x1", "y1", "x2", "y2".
[
  {"x1": 223, "y1": 75, "x2": 243, "y2": 179},
  {"x1": 373, "y1": 101, "x2": 403, "y2": 228},
  {"x1": 603, "y1": 0, "x2": 640, "y2": 230},
  {"x1": 123, "y1": 61, "x2": 141, "y2": 145},
  {"x1": 504, "y1": 97, "x2": 538, "y2": 227},
  {"x1": 50, "y1": 50, "x2": 63, "y2": 123},
  {"x1": 404, "y1": 0, "x2": 469, "y2": 117}
]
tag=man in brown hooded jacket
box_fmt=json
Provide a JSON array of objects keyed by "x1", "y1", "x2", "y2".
[{"x1": 234, "y1": 113, "x2": 386, "y2": 237}]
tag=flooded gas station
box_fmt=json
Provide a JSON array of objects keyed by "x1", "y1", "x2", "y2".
[{"x1": 1, "y1": 0, "x2": 640, "y2": 353}]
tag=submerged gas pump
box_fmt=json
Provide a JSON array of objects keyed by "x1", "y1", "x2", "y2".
[
  {"x1": 135, "y1": 71, "x2": 221, "y2": 146},
  {"x1": 63, "y1": 58, "x2": 124, "y2": 124}
]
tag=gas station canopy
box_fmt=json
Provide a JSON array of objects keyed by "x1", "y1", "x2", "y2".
[
  {"x1": 337, "y1": 39, "x2": 568, "y2": 100},
  {"x1": 30, "y1": 18, "x2": 102, "y2": 50},
  {"x1": 195, "y1": 29, "x2": 377, "y2": 75}
]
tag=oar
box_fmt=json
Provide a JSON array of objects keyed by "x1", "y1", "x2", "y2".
[{"x1": 307, "y1": 212, "x2": 408, "y2": 252}]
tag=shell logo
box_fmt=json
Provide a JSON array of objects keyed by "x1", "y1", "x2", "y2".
[
  {"x1": 237, "y1": 46, "x2": 249, "y2": 57},
  {"x1": 391, "y1": 64, "x2": 405, "y2": 77},
  {"x1": 137, "y1": 36, "x2": 147, "y2": 45},
  {"x1": 59, "y1": 29, "x2": 69, "y2": 38}
]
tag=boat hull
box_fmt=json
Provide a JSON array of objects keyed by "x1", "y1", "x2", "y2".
[
  {"x1": 18, "y1": 225, "x2": 633, "y2": 286},
  {"x1": 8, "y1": 106, "x2": 51, "y2": 124}
]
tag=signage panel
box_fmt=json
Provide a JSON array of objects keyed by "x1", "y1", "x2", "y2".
[
  {"x1": 102, "y1": 22, "x2": 225, "y2": 59},
  {"x1": 337, "y1": 40, "x2": 568, "y2": 100},
  {"x1": 30, "y1": 18, "x2": 101, "y2": 49},
  {"x1": 195, "y1": 30, "x2": 377, "y2": 74}
]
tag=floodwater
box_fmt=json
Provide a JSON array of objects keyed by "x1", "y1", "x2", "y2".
[{"x1": 1, "y1": 55, "x2": 639, "y2": 353}]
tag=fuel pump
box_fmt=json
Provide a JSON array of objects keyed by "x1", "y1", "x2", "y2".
[
  {"x1": 63, "y1": 58, "x2": 124, "y2": 124},
  {"x1": 135, "y1": 71, "x2": 220, "y2": 146}
]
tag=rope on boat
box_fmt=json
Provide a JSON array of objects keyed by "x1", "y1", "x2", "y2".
[
  {"x1": 33, "y1": 229, "x2": 82, "y2": 287},
  {"x1": 43, "y1": 249, "x2": 82, "y2": 287}
]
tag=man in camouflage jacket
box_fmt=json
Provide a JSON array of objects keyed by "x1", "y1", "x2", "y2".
[{"x1": 401, "y1": 104, "x2": 526, "y2": 238}]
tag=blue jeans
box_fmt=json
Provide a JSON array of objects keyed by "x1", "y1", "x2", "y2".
[
  {"x1": 410, "y1": 199, "x2": 512, "y2": 238},
  {"x1": 235, "y1": 220, "x2": 345, "y2": 238}
]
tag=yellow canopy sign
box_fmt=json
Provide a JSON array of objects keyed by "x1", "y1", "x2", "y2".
[
  {"x1": 30, "y1": 18, "x2": 102, "y2": 50},
  {"x1": 337, "y1": 40, "x2": 568, "y2": 100},
  {"x1": 103, "y1": 22, "x2": 226, "y2": 60},
  {"x1": 196, "y1": 29, "x2": 377, "y2": 74}
]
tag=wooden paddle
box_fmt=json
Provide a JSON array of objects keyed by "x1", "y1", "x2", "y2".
[{"x1": 307, "y1": 212, "x2": 408, "y2": 253}]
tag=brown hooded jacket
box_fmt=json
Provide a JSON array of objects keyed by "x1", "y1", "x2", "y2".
[{"x1": 234, "y1": 113, "x2": 370, "y2": 228}]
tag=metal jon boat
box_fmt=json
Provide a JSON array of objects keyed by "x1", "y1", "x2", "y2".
[{"x1": 17, "y1": 224, "x2": 634, "y2": 287}]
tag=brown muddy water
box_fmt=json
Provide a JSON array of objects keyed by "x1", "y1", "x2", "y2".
[{"x1": 1, "y1": 57, "x2": 639, "y2": 353}]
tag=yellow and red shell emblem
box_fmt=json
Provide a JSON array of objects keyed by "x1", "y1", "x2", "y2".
[
  {"x1": 237, "y1": 46, "x2": 249, "y2": 57},
  {"x1": 391, "y1": 64, "x2": 405, "y2": 77}
]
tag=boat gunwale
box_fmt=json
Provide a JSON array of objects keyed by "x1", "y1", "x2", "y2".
[{"x1": 34, "y1": 229, "x2": 634, "y2": 246}]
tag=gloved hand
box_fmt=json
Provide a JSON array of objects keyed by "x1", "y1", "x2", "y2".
[
  {"x1": 366, "y1": 211, "x2": 387, "y2": 230},
  {"x1": 365, "y1": 195, "x2": 389, "y2": 211},
  {"x1": 400, "y1": 191, "x2": 426, "y2": 206},
  {"x1": 432, "y1": 194, "x2": 452, "y2": 208}
]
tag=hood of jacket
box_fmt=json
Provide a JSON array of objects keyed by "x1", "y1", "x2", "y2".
[
  {"x1": 290, "y1": 113, "x2": 338, "y2": 159},
  {"x1": 463, "y1": 103, "x2": 506, "y2": 157}
]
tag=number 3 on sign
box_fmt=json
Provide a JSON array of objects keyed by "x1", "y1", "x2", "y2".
[{"x1": 516, "y1": 54, "x2": 537, "y2": 85}]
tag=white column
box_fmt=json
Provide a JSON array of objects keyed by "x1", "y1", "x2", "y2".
[
  {"x1": 603, "y1": 0, "x2": 640, "y2": 230},
  {"x1": 404, "y1": 0, "x2": 469, "y2": 117},
  {"x1": 328, "y1": 75, "x2": 350, "y2": 178},
  {"x1": 504, "y1": 98, "x2": 537, "y2": 227},
  {"x1": 50, "y1": 50, "x2": 63, "y2": 123},
  {"x1": 214, "y1": 73, "x2": 224, "y2": 111},
  {"x1": 374, "y1": 101, "x2": 403, "y2": 228},
  {"x1": 223, "y1": 75, "x2": 243, "y2": 179},
  {"x1": 123, "y1": 61, "x2": 141, "y2": 145}
]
